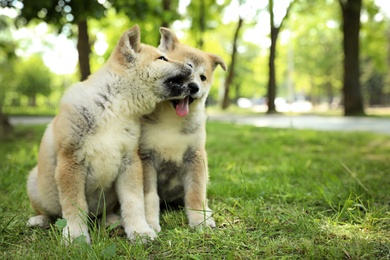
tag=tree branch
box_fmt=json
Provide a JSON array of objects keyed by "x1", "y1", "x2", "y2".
[{"x1": 279, "y1": 0, "x2": 298, "y2": 30}]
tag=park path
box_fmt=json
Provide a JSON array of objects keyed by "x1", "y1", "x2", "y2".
[
  {"x1": 10, "y1": 114, "x2": 390, "y2": 135},
  {"x1": 208, "y1": 114, "x2": 390, "y2": 136}
]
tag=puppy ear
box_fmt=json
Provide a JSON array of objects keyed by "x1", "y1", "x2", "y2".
[
  {"x1": 209, "y1": 54, "x2": 227, "y2": 71},
  {"x1": 159, "y1": 27, "x2": 180, "y2": 52},
  {"x1": 121, "y1": 24, "x2": 142, "y2": 53}
]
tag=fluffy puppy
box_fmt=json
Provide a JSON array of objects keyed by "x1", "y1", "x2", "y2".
[
  {"x1": 26, "y1": 25, "x2": 193, "y2": 244},
  {"x1": 140, "y1": 27, "x2": 226, "y2": 231}
]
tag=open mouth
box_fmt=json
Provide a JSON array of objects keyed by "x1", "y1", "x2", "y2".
[{"x1": 170, "y1": 96, "x2": 195, "y2": 117}]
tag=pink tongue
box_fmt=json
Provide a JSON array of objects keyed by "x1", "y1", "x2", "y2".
[{"x1": 175, "y1": 97, "x2": 189, "y2": 117}]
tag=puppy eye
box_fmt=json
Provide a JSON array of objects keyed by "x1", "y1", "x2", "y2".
[
  {"x1": 200, "y1": 75, "x2": 207, "y2": 81},
  {"x1": 158, "y1": 56, "x2": 168, "y2": 61}
]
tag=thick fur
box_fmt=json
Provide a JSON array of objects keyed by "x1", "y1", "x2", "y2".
[
  {"x1": 26, "y1": 25, "x2": 193, "y2": 244},
  {"x1": 140, "y1": 28, "x2": 226, "y2": 231}
]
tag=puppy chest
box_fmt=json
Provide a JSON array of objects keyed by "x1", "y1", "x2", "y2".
[
  {"x1": 82, "y1": 131, "x2": 138, "y2": 190},
  {"x1": 85, "y1": 155, "x2": 121, "y2": 190},
  {"x1": 156, "y1": 160, "x2": 186, "y2": 202},
  {"x1": 142, "y1": 132, "x2": 197, "y2": 164}
]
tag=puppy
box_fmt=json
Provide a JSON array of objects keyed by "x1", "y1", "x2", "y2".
[
  {"x1": 140, "y1": 27, "x2": 226, "y2": 231},
  {"x1": 26, "y1": 25, "x2": 192, "y2": 244}
]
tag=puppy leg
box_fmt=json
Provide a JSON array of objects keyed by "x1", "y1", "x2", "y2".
[
  {"x1": 26, "y1": 166, "x2": 52, "y2": 228},
  {"x1": 116, "y1": 154, "x2": 157, "y2": 243},
  {"x1": 55, "y1": 153, "x2": 90, "y2": 244},
  {"x1": 184, "y1": 150, "x2": 215, "y2": 229},
  {"x1": 103, "y1": 213, "x2": 121, "y2": 228},
  {"x1": 143, "y1": 161, "x2": 161, "y2": 232},
  {"x1": 102, "y1": 203, "x2": 121, "y2": 228}
]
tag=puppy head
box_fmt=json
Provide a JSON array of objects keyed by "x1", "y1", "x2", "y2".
[
  {"x1": 108, "y1": 25, "x2": 193, "y2": 103},
  {"x1": 158, "y1": 27, "x2": 226, "y2": 117}
]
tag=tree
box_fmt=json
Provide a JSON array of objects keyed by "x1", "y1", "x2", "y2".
[
  {"x1": 291, "y1": 1, "x2": 342, "y2": 105},
  {"x1": 1, "y1": 0, "x2": 168, "y2": 80},
  {"x1": 0, "y1": 15, "x2": 16, "y2": 139},
  {"x1": 266, "y1": 0, "x2": 296, "y2": 113},
  {"x1": 1, "y1": 0, "x2": 110, "y2": 80},
  {"x1": 15, "y1": 55, "x2": 53, "y2": 107},
  {"x1": 187, "y1": 0, "x2": 229, "y2": 49},
  {"x1": 221, "y1": 17, "x2": 243, "y2": 109},
  {"x1": 161, "y1": 0, "x2": 179, "y2": 28},
  {"x1": 0, "y1": 106, "x2": 13, "y2": 140},
  {"x1": 231, "y1": 41, "x2": 268, "y2": 100},
  {"x1": 360, "y1": 0, "x2": 390, "y2": 107},
  {"x1": 339, "y1": 0, "x2": 365, "y2": 115}
]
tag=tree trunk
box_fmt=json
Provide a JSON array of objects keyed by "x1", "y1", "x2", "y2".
[
  {"x1": 267, "y1": 0, "x2": 278, "y2": 113},
  {"x1": 267, "y1": 26, "x2": 279, "y2": 113},
  {"x1": 0, "y1": 107, "x2": 13, "y2": 140},
  {"x1": 325, "y1": 81, "x2": 334, "y2": 105},
  {"x1": 161, "y1": 0, "x2": 170, "y2": 28},
  {"x1": 266, "y1": 0, "x2": 295, "y2": 114},
  {"x1": 339, "y1": 0, "x2": 364, "y2": 116},
  {"x1": 28, "y1": 95, "x2": 37, "y2": 107},
  {"x1": 77, "y1": 20, "x2": 91, "y2": 81},
  {"x1": 234, "y1": 82, "x2": 241, "y2": 102},
  {"x1": 221, "y1": 17, "x2": 243, "y2": 110},
  {"x1": 197, "y1": 0, "x2": 206, "y2": 49}
]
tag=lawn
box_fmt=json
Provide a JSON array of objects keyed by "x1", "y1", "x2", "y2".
[{"x1": 1, "y1": 122, "x2": 389, "y2": 259}]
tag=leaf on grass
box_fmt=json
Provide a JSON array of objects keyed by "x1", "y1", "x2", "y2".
[
  {"x1": 55, "y1": 219, "x2": 67, "y2": 231},
  {"x1": 101, "y1": 243, "x2": 116, "y2": 259},
  {"x1": 108, "y1": 221, "x2": 121, "y2": 231},
  {"x1": 73, "y1": 235, "x2": 89, "y2": 246}
]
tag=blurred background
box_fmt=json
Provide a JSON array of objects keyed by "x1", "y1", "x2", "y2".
[{"x1": 0, "y1": 0, "x2": 389, "y2": 120}]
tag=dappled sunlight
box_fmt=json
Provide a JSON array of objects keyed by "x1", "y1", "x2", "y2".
[
  {"x1": 1, "y1": 123, "x2": 390, "y2": 258},
  {"x1": 320, "y1": 220, "x2": 389, "y2": 243}
]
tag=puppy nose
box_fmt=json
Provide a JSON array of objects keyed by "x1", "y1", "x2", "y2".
[{"x1": 188, "y1": 82, "x2": 199, "y2": 94}]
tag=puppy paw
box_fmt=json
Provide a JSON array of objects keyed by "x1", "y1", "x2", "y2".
[
  {"x1": 104, "y1": 213, "x2": 121, "y2": 228},
  {"x1": 146, "y1": 217, "x2": 161, "y2": 233},
  {"x1": 189, "y1": 216, "x2": 216, "y2": 230},
  {"x1": 125, "y1": 224, "x2": 157, "y2": 244},
  {"x1": 27, "y1": 215, "x2": 51, "y2": 228},
  {"x1": 62, "y1": 224, "x2": 91, "y2": 245},
  {"x1": 188, "y1": 208, "x2": 216, "y2": 229},
  {"x1": 150, "y1": 223, "x2": 162, "y2": 233}
]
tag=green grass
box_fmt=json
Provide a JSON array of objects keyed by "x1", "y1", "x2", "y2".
[
  {"x1": 1, "y1": 123, "x2": 389, "y2": 259},
  {"x1": 3, "y1": 106, "x2": 59, "y2": 116}
]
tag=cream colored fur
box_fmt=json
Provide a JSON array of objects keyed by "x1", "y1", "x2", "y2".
[
  {"x1": 141, "y1": 28, "x2": 226, "y2": 231},
  {"x1": 26, "y1": 25, "x2": 192, "y2": 244}
]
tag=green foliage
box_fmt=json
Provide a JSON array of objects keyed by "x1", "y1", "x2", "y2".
[
  {"x1": 238, "y1": 42, "x2": 269, "y2": 98},
  {"x1": 187, "y1": 0, "x2": 231, "y2": 48},
  {"x1": 0, "y1": 16, "x2": 17, "y2": 61},
  {"x1": 1, "y1": 0, "x2": 390, "y2": 111},
  {"x1": 0, "y1": 16, "x2": 18, "y2": 104},
  {"x1": 289, "y1": 0, "x2": 343, "y2": 101},
  {"x1": 0, "y1": 122, "x2": 389, "y2": 258},
  {"x1": 360, "y1": 0, "x2": 390, "y2": 105},
  {"x1": 2, "y1": 0, "x2": 108, "y2": 28},
  {"x1": 14, "y1": 55, "x2": 53, "y2": 99},
  {"x1": 361, "y1": 0, "x2": 389, "y2": 73}
]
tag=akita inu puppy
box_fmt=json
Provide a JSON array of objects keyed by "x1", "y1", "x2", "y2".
[
  {"x1": 140, "y1": 28, "x2": 226, "y2": 231},
  {"x1": 26, "y1": 25, "x2": 192, "y2": 244}
]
